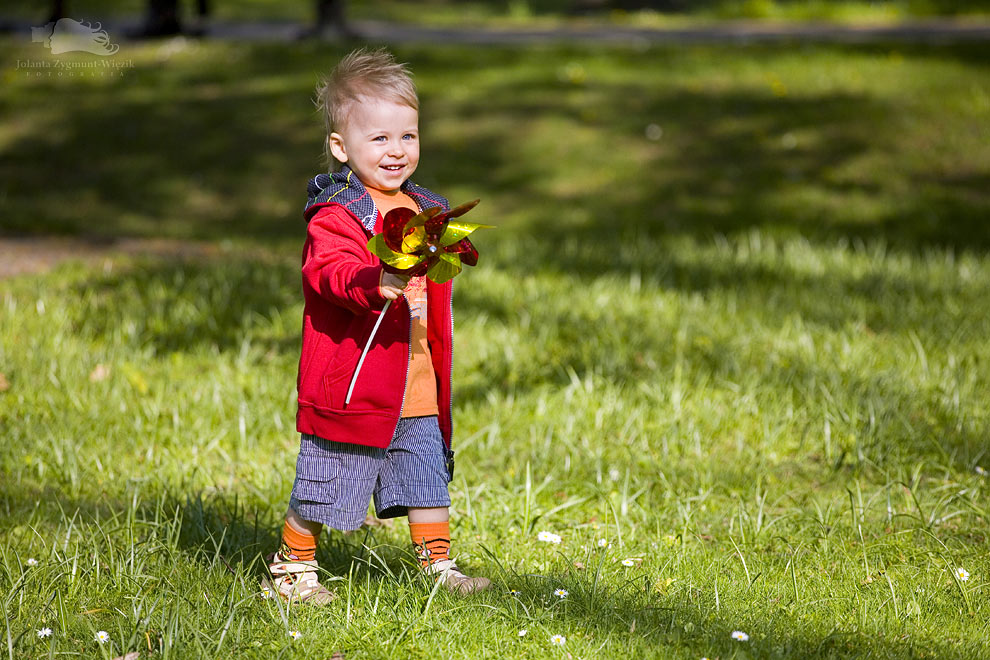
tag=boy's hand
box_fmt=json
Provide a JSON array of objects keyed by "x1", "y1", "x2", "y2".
[{"x1": 379, "y1": 270, "x2": 412, "y2": 301}]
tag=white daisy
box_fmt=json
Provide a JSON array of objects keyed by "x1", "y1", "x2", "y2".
[
  {"x1": 731, "y1": 630, "x2": 750, "y2": 642},
  {"x1": 36, "y1": 628, "x2": 52, "y2": 638},
  {"x1": 621, "y1": 558, "x2": 636, "y2": 567},
  {"x1": 260, "y1": 586, "x2": 273, "y2": 600},
  {"x1": 509, "y1": 589, "x2": 522, "y2": 597},
  {"x1": 518, "y1": 629, "x2": 528, "y2": 637},
  {"x1": 976, "y1": 466, "x2": 987, "y2": 476},
  {"x1": 289, "y1": 630, "x2": 302, "y2": 640},
  {"x1": 537, "y1": 531, "x2": 562, "y2": 544},
  {"x1": 26, "y1": 558, "x2": 38, "y2": 567},
  {"x1": 95, "y1": 631, "x2": 110, "y2": 644},
  {"x1": 550, "y1": 634, "x2": 566, "y2": 646},
  {"x1": 597, "y1": 538, "x2": 609, "y2": 548},
  {"x1": 955, "y1": 567, "x2": 970, "y2": 582},
  {"x1": 554, "y1": 588, "x2": 569, "y2": 599}
]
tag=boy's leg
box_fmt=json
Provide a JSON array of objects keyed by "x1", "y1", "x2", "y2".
[
  {"x1": 265, "y1": 431, "x2": 383, "y2": 606},
  {"x1": 408, "y1": 505, "x2": 489, "y2": 594},
  {"x1": 282, "y1": 507, "x2": 323, "y2": 560},
  {"x1": 376, "y1": 417, "x2": 491, "y2": 594},
  {"x1": 408, "y1": 506, "x2": 451, "y2": 565},
  {"x1": 407, "y1": 507, "x2": 448, "y2": 523},
  {"x1": 265, "y1": 508, "x2": 335, "y2": 605}
]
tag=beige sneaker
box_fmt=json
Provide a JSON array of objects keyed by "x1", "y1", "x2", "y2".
[
  {"x1": 423, "y1": 559, "x2": 491, "y2": 595},
  {"x1": 263, "y1": 551, "x2": 336, "y2": 606}
]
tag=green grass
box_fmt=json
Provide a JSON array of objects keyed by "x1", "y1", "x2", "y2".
[
  {"x1": 3, "y1": 0, "x2": 990, "y2": 26},
  {"x1": 2, "y1": 36, "x2": 990, "y2": 659}
]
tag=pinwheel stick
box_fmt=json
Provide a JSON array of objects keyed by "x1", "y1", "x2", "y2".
[{"x1": 345, "y1": 299, "x2": 392, "y2": 406}]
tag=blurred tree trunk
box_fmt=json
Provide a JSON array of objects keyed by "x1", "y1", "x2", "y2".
[
  {"x1": 47, "y1": 0, "x2": 66, "y2": 23},
  {"x1": 131, "y1": 0, "x2": 210, "y2": 38},
  {"x1": 148, "y1": 0, "x2": 182, "y2": 34}
]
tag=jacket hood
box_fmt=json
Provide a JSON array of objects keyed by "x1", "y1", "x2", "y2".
[{"x1": 304, "y1": 166, "x2": 450, "y2": 232}]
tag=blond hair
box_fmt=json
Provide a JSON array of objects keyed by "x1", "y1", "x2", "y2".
[{"x1": 315, "y1": 48, "x2": 419, "y2": 169}]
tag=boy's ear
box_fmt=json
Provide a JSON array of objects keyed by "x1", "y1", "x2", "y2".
[{"x1": 328, "y1": 133, "x2": 348, "y2": 163}]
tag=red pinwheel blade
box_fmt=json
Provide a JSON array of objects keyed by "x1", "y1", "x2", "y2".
[
  {"x1": 402, "y1": 206, "x2": 444, "y2": 235},
  {"x1": 428, "y1": 199, "x2": 480, "y2": 233},
  {"x1": 445, "y1": 238, "x2": 479, "y2": 266},
  {"x1": 425, "y1": 216, "x2": 445, "y2": 236},
  {"x1": 444, "y1": 198, "x2": 480, "y2": 220},
  {"x1": 382, "y1": 207, "x2": 417, "y2": 252}
]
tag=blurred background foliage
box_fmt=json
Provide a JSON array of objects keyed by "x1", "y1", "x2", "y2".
[{"x1": 3, "y1": 0, "x2": 990, "y2": 25}]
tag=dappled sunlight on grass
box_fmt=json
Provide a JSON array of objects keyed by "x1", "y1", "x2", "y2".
[{"x1": 2, "y1": 36, "x2": 990, "y2": 659}]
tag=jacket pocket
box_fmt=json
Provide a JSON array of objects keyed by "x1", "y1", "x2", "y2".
[
  {"x1": 319, "y1": 313, "x2": 376, "y2": 410},
  {"x1": 324, "y1": 366, "x2": 356, "y2": 410}
]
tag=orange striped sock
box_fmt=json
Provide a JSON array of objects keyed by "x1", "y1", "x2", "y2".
[
  {"x1": 281, "y1": 521, "x2": 319, "y2": 562},
  {"x1": 409, "y1": 521, "x2": 450, "y2": 567}
]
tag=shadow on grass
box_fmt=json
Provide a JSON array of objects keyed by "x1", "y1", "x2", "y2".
[
  {"x1": 67, "y1": 252, "x2": 300, "y2": 354},
  {"x1": 423, "y1": 49, "x2": 990, "y2": 275},
  {"x1": 49, "y1": 243, "x2": 987, "y2": 474},
  {"x1": 2, "y1": 43, "x2": 987, "y2": 654},
  {"x1": 495, "y1": 567, "x2": 978, "y2": 659},
  {"x1": 5, "y1": 486, "x2": 976, "y2": 659},
  {"x1": 1, "y1": 469, "x2": 982, "y2": 659},
  {"x1": 0, "y1": 478, "x2": 406, "y2": 588},
  {"x1": 0, "y1": 41, "x2": 987, "y2": 253},
  {"x1": 177, "y1": 488, "x2": 423, "y2": 581},
  {"x1": 0, "y1": 41, "x2": 345, "y2": 241}
]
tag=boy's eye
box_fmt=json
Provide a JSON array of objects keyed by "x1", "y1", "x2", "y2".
[
  {"x1": 372, "y1": 136, "x2": 387, "y2": 142},
  {"x1": 403, "y1": 133, "x2": 417, "y2": 141}
]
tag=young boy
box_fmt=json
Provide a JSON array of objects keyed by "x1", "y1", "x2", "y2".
[{"x1": 264, "y1": 49, "x2": 490, "y2": 605}]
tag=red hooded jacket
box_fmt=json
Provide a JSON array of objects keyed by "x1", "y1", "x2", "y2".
[{"x1": 296, "y1": 168, "x2": 454, "y2": 449}]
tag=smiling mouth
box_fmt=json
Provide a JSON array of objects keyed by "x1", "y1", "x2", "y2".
[{"x1": 381, "y1": 164, "x2": 405, "y2": 171}]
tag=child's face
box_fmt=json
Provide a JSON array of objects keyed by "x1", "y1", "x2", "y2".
[{"x1": 328, "y1": 96, "x2": 419, "y2": 193}]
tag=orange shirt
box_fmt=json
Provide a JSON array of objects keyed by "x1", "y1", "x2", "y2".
[{"x1": 368, "y1": 187, "x2": 439, "y2": 418}]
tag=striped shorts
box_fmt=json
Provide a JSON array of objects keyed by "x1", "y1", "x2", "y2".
[{"x1": 289, "y1": 415, "x2": 452, "y2": 531}]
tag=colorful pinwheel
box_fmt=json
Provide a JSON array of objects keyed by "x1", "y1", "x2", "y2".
[
  {"x1": 366, "y1": 199, "x2": 488, "y2": 284},
  {"x1": 346, "y1": 199, "x2": 490, "y2": 405}
]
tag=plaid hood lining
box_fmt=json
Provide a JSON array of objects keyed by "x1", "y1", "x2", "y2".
[{"x1": 304, "y1": 166, "x2": 449, "y2": 231}]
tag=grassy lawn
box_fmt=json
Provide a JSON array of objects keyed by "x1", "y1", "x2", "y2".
[
  {"x1": 3, "y1": 0, "x2": 990, "y2": 26},
  {"x1": 2, "y1": 35, "x2": 990, "y2": 659}
]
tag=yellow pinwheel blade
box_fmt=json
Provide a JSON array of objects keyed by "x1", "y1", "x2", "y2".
[
  {"x1": 401, "y1": 227, "x2": 428, "y2": 254},
  {"x1": 439, "y1": 221, "x2": 494, "y2": 247},
  {"x1": 426, "y1": 253, "x2": 462, "y2": 284},
  {"x1": 368, "y1": 234, "x2": 425, "y2": 270}
]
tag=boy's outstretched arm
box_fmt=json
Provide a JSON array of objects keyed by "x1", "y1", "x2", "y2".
[{"x1": 303, "y1": 206, "x2": 398, "y2": 313}]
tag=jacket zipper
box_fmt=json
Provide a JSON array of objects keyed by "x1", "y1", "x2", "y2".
[
  {"x1": 360, "y1": 207, "x2": 411, "y2": 432},
  {"x1": 381, "y1": 197, "x2": 452, "y2": 441},
  {"x1": 390, "y1": 197, "x2": 417, "y2": 437},
  {"x1": 445, "y1": 282, "x2": 454, "y2": 446}
]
